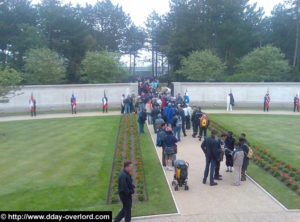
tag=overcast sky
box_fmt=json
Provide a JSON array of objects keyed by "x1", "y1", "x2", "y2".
[{"x1": 32, "y1": 0, "x2": 286, "y2": 27}]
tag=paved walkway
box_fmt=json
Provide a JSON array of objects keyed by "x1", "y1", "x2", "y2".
[
  {"x1": 141, "y1": 126, "x2": 300, "y2": 222},
  {"x1": 0, "y1": 110, "x2": 299, "y2": 222}
]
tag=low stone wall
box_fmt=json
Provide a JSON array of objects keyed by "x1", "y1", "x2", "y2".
[
  {"x1": 173, "y1": 82, "x2": 300, "y2": 108},
  {"x1": 0, "y1": 83, "x2": 138, "y2": 113}
]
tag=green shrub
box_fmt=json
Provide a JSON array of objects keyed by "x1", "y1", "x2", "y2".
[
  {"x1": 138, "y1": 194, "x2": 145, "y2": 201},
  {"x1": 273, "y1": 171, "x2": 280, "y2": 177},
  {"x1": 291, "y1": 184, "x2": 299, "y2": 191},
  {"x1": 280, "y1": 176, "x2": 287, "y2": 182}
]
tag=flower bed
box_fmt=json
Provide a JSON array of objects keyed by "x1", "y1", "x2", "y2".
[
  {"x1": 108, "y1": 114, "x2": 147, "y2": 204},
  {"x1": 209, "y1": 120, "x2": 300, "y2": 195}
]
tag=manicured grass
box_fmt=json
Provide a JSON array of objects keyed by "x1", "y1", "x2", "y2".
[
  {"x1": 0, "y1": 108, "x2": 121, "y2": 117},
  {"x1": 208, "y1": 114, "x2": 300, "y2": 167},
  {"x1": 0, "y1": 116, "x2": 176, "y2": 216},
  {"x1": 248, "y1": 164, "x2": 300, "y2": 209},
  {"x1": 208, "y1": 114, "x2": 300, "y2": 209}
]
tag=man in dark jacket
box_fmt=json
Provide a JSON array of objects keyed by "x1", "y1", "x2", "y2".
[
  {"x1": 158, "y1": 123, "x2": 167, "y2": 166},
  {"x1": 177, "y1": 104, "x2": 187, "y2": 137},
  {"x1": 240, "y1": 133, "x2": 250, "y2": 181},
  {"x1": 192, "y1": 107, "x2": 203, "y2": 138},
  {"x1": 214, "y1": 133, "x2": 227, "y2": 180},
  {"x1": 225, "y1": 131, "x2": 235, "y2": 172},
  {"x1": 201, "y1": 129, "x2": 221, "y2": 186},
  {"x1": 114, "y1": 161, "x2": 135, "y2": 222},
  {"x1": 138, "y1": 109, "x2": 147, "y2": 134}
]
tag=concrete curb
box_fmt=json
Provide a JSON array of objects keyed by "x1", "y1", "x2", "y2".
[
  {"x1": 246, "y1": 174, "x2": 300, "y2": 212},
  {"x1": 131, "y1": 124, "x2": 181, "y2": 221}
]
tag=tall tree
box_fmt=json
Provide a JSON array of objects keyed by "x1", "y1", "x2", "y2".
[{"x1": 24, "y1": 48, "x2": 66, "y2": 84}]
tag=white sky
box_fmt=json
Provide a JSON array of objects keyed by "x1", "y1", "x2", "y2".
[
  {"x1": 31, "y1": 0, "x2": 286, "y2": 27},
  {"x1": 31, "y1": 0, "x2": 286, "y2": 66}
]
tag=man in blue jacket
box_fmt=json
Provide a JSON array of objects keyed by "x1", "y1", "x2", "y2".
[
  {"x1": 114, "y1": 161, "x2": 135, "y2": 222},
  {"x1": 201, "y1": 129, "x2": 222, "y2": 186},
  {"x1": 163, "y1": 103, "x2": 175, "y2": 126}
]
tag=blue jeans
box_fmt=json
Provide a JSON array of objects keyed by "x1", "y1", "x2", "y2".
[
  {"x1": 173, "y1": 126, "x2": 181, "y2": 141},
  {"x1": 125, "y1": 104, "x2": 130, "y2": 114},
  {"x1": 203, "y1": 157, "x2": 216, "y2": 184},
  {"x1": 147, "y1": 113, "x2": 152, "y2": 124},
  {"x1": 139, "y1": 122, "x2": 144, "y2": 134}
]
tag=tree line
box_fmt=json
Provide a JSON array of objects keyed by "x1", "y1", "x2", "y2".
[
  {"x1": 147, "y1": 0, "x2": 300, "y2": 82},
  {"x1": 0, "y1": 0, "x2": 299, "y2": 88},
  {"x1": 0, "y1": 0, "x2": 145, "y2": 86}
]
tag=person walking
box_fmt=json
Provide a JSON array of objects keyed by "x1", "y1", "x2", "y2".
[
  {"x1": 145, "y1": 99, "x2": 153, "y2": 124},
  {"x1": 155, "y1": 114, "x2": 165, "y2": 146},
  {"x1": 240, "y1": 135, "x2": 250, "y2": 181},
  {"x1": 172, "y1": 111, "x2": 182, "y2": 142},
  {"x1": 163, "y1": 128, "x2": 178, "y2": 171},
  {"x1": 158, "y1": 123, "x2": 167, "y2": 166},
  {"x1": 199, "y1": 113, "x2": 209, "y2": 141},
  {"x1": 294, "y1": 94, "x2": 299, "y2": 112},
  {"x1": 177, "y1": 104, "x2": 187, "y2": 137},
  {"x1": 183, "y1": 104, "x2": 192, "y2": 130},
  {"x1": 214, "y1": 133, "x2": 227, "y2": 180},
  {"x1": 114, "y1": 161, "x2": 135, "y2": 222},
  {"x1": 264, "y1": 91, "x2": 270, "y2": 112},
  {"x1": 201, "y1": 129, "x2": 221, "y2": 186},
  {"x1": 192, "y1": 107, "x2": 203, "y2": 138},
  {"x1": 163, "y1": 103, "x2": 175, "y2": 126},
  {"x1": 232, "y1": 140, "x2": 245, "y2": 186},
  {"x1": 124, "y1": 96, "x2": 131, "y2": 114},
  {"x1": 225, "y1": 131, "x2": 235, "y2": 172},
  {"x1": 138, "y1": 109, "x2": 147, "y2": 134}
]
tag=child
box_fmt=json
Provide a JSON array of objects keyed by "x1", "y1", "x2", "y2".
[{"x1": 232, "y1": 139, "x2": 245, "y2": 186}]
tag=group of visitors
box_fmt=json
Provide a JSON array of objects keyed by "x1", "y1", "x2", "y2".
[{"x1": 201, "y1": 130, "x2": 252, "y2": 186}]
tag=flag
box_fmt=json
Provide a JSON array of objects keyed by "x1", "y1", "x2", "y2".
[{"x1": 103, "y1": 90, "x2": 107, "y2": 108}]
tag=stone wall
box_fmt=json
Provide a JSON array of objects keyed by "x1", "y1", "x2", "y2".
[
  {"x1": 0, "y1": 83, "x2": 138, "y2": 113},
  {"x1": 173, "y1": 82, "x2": 300, "y2": 108}
]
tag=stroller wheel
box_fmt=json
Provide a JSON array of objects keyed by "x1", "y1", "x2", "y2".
[
  {"x1": 175, "y1": 185, "x2": 179, "y2": 191},
  {"x1": 184, "y1": 185, "x2": 189, "y2": 190},
  {"x1": 172, "y1": 181, "x2": 176, "y2": 186}
]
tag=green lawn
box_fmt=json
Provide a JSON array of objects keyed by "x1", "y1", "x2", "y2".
[
  {"x1": 208, "y1": 114, "x2": 300, "y2": 209},
  {"x1": 0, "y1": 116, "x2": 176, "y2": 215}
]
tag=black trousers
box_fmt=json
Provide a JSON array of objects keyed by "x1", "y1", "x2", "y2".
[
  {"x1": 192, "y1": 123, "x2": 199, "y2": 136},
  {"x1": 185, "y1": 116, "x2": 191, "y2": 129},
  {"x1": 214, "y1": 161, "x2": 220, "y2": 178},
  {"x1": 199, "y1": 127, "x2": 207, "y2": 138},
  {"x1": 294, "y1": 104, "x2": 299, "y2": 112},
  {"x1": 121, "y1": 105, "x2": 125, "y2": 114},
  {"x1": 103, "y1": 107, "x2": 108, "y2": 113},
  {"x1": 114, "y1": 194, "x2": 132, "y2": 222},
  {"x1": 225, "y1": 154, "x2": 233, "y2": 167},
  {"x1": 182, "y1": 119, "x2": 186, "y2": 136},
  {"x1": 162, "y1": 147, "x2": 166, "y2": 166}
]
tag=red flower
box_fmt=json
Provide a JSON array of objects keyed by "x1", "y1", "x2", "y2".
[
  {"x1": 137, "y1": 175, "x2": 140, "y2": 179},
  {"x1": 287, "y1": 163, "x2": 291, "y2": 168},
  {"x1": 272, "y1": 167, "x2": 276, "y2": 171},
  {"x1": 263, "y1": 147, "x2": 266, "y2": 151},
  {"x1": 290, "y1": 168, "x2": 293, "y2": 171},
  {"x1": 276, "y1": 163, "x2": 281, "y2": 167},
  {"x1": 286, "y1": 176, "x2": 290, "y2": 179},
  {"x1": 290, "y1": 180, "x2": 294, "y2": 183},
  {"x1": 124, "y1": 152, "x2": 127, "y2": 156}
]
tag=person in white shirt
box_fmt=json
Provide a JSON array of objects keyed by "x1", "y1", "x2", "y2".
[
  {"x1": 183, "y1": 104, "x2": 192, "y2": 130},
  {"x1": 121, "y1": 94, "x2": 125, "y2": 114}
]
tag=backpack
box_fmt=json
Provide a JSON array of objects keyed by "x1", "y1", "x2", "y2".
[
  {"x1": 247, "y1": 147, "x2": 253, "y2": 159},
  {"x1": 200, "y1": 115, "x2": 208, "y2": 127},
  {"x1": 176, "y1": 116, "x2": 182, "y2": 128}
]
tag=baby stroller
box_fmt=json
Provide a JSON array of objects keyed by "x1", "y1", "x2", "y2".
[{"x1": 172, "y1": 159, "x2": 189, "y2": 191}]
